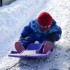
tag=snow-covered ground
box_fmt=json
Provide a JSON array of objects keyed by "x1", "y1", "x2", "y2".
[{"x1": 0, "y1": 0, "x2": 70, "y2": 70}]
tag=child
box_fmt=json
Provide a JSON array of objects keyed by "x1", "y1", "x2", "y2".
[{"x1": 15, "y1": 12, "x2": 62, "y2": 53}]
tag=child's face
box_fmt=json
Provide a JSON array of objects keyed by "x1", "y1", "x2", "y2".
[{"x1": 39, "y1": 25, "x2": 51, "y2": 31}]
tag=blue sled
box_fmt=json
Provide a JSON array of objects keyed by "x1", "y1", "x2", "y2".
[{"x1": 9, "y1": 43, "x2": 52, "y2": 58}]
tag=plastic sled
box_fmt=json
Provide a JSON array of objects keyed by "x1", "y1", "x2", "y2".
[{"x1": 9, "y1": 43, "x2": 52, "y2": 58}]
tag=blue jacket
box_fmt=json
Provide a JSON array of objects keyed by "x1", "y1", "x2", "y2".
[{"x1": 21, "y1": 19, "x2": 62, "y2": 42}]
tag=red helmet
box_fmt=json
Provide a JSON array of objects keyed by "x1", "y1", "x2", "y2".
[{"x1": 38, "y1": 12, "x2": 53, "y2": 30}]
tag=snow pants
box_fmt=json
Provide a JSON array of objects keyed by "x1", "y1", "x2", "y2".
[{"x1": 19, "y1": 34, "x2": 50, "y2": 49}]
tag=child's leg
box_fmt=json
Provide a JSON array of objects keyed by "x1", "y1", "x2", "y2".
[
  {"x1": 15, "y1": 36, "x2": 35, "y2": 53},
  {"x1": 37, "y1": 36, "x2": 53, "y2": 53},
  {"x1": 20, "y1": 36, "x2": 35, "y2": 49},
  {"x1": 42, "y1": 41, "x2": 53, "y2": 54}
]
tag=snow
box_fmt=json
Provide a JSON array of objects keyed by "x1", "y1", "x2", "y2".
[{"x1": 0, "y1": 0, "x2": 70, "y2": 70}]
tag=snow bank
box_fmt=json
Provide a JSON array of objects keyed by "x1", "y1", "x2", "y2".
[{"x1": 0, "y1": 0, "x2": 47, "y2": 61}]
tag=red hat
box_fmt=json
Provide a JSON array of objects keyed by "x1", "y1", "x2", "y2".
[{"x1": 38, "y1": 12, "x2": 53, "y2": 30}]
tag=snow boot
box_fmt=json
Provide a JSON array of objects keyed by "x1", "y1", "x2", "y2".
[
  {"x1": 37, "y1": 41, "x2": 52, "y2": 54},
  {"x1": 15, "y1": 41, "x2": 25, "y2": 53},
  {"x1": 42, "y1": 41, "x2": 52, "y2": 54}
]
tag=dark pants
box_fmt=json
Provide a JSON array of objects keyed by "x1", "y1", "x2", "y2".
[{"x1": 20, "y1": 34, "x2": 50, "y2": 49}]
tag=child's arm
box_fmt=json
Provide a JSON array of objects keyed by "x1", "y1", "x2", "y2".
[
  {"x1": 20, "y1": 25, "x2": 33, "y2": 39},
  {"x1": 48, "y1": 27, "x2": 62, "y2": 42}
]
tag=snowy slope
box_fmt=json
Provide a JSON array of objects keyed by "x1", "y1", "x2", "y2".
[
  {"x1": 0, "y1": 0, "x2": 47, "y2": 60},
  {"x1": 0, "y1": 0, "x2": 70, "y2": 70}
]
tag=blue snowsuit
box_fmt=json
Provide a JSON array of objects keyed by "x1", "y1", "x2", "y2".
[{"x1": 20, "y1": 19, "x2": 62, "y2": 49}]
